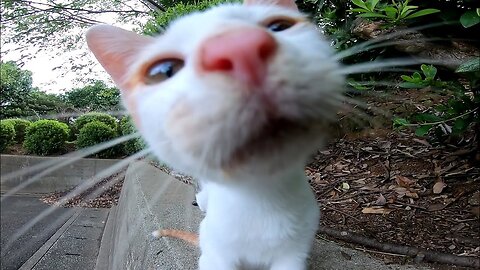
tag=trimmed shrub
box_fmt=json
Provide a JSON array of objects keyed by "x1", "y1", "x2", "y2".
[
  {"x1": 77, "y1": 121, "x2": 119, "y2": 158},
  {"x1": 120, "y1": 116, "x2": 146, "y2": 155},
  {"x1": 3, "y1": 118, "x2": 31, "y2": 143},
  {"x1": 23, "y1": 120, "x2": 69, "y2": 155},
  {"x1": 73, "y1": 112, "x2": 117, "y2": 135},
  {"x1": 0, "y1": 120, "x2": 15, "y2": 152}
]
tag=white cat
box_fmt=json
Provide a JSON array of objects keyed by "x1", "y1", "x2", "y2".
[{"x1": 86, "y1": 0, "x2": 344, "y2": 269}]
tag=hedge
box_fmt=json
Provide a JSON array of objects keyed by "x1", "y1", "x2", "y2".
[
  {"x1": 77, "y1": 121, "x2": 119, "y2": 158},
  {"x1": 23, "y1": 119, "x2": 69, "y2": 155},
  {"x1": 0, "y1": 120, "x2": 15, "y2": 152},
  {"x1": 2, "y1": 118, "x2": 31, "y2": 143}
]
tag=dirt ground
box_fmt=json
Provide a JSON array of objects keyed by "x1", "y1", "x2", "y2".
[{"x1": 39, "y1": 88, "x2": 479, "y2": 268}]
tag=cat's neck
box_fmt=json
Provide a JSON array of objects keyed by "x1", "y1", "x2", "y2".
[{"x1": 204, "y1": 164, "x2": 309, "y2": 195}]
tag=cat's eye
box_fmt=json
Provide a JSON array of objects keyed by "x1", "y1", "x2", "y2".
[
  {"x1": 144, "y1": 58, "x2": 184, "y2": 84},
  {"x1": 266, "y1": 19, "x2": 296, "y2": 32}
]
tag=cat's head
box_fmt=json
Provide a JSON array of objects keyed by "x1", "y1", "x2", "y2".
[{"x1": 86, "y1": 0, "x2": 343, "y2": 181}]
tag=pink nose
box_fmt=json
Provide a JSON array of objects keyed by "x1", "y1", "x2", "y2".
[{"x1": 200, "y1": 29, "x2": 277, "y2": 87}]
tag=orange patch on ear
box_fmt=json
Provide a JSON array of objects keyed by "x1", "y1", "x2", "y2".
[{"x1": 86, "y1": 25, "x2": 155, "y2": 91}]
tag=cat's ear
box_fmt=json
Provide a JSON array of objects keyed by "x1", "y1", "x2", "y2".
[
  {"x1": 86, "y1": 25, "x2": 155, "y2": 90},
  {"x1": 243, "y1": 0, "x2": 298, "y2": 10}
]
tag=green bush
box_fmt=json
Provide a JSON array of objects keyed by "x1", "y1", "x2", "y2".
[
  {"x1": 0, "y1": 120, "x2": 16, "y2": 152},
  {"x1": 77, "y1": 121, "x2": 119, "y2": 158},
  {"x1": 23, "y1": 120, "x2": 69, "y2": 155},
  {"x1": 120, "y1": 116, "x2": 146, "y2": 155},
  {"x1": 143, "y1": 0, "x2": 232, "y2": 35},
  {"x1": 74, "y1": 112, "x2": 117, "y2": 135},
  {"x1": 2, "y1": 118, "x2": 31, "y2": 143}
]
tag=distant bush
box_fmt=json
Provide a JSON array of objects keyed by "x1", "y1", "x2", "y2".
[
  {"x1": 143, "y1": 0, "x2": 231, "y2": 35},
  {"x1": 120, "y1": 116, "x2": 146, "y2": 155},
  {"x1": 2, "y1": 118, "x2": 31, "y2": 143},
  {"x1": 24, "y1": 120, "x2": 69, "y2": 155},
  {"x1": 0, "y1": 120, "x2": 15, "y2": 152},
  {"x1": 74, "y1": 112, "x2": 117, "y2": 136},
  {"x1": 77, "y1": 121, "x2": 119, "y2": 158}
]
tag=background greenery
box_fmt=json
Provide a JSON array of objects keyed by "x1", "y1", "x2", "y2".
[{"x1": 1, "y1": 0, "x2": 478, "y2": 157}]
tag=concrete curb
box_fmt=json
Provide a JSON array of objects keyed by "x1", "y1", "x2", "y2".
[
  {"x1": 99, "y1": 161, "x2": 432, "y2": 269},
  {"x1": 1, "y1": 155, "x2": 123, "y2": 194},
  {"x1": 95, "y1": 206, "x2": 117, "y2": 270}
]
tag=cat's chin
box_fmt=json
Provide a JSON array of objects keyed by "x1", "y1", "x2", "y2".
[{"x1": 221, "y1": 118, "x2": 325, "y2": 171}]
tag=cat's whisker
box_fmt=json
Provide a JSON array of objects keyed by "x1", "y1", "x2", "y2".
[
  {"x1": 333, "y1": 21, "x2": 456, "y2": 60},
  {"x1": 335, "y1": 58, "x2": 450, "y2": 75},
  {"x1": 337, "y1": 37, "x2": 453, "y2": 60},
  {"x1": 1, "y1": 133, "x2": 142, "y2": 202},
  {"x1": 2, "y1": 148, "x2": 152, "y2": 256}
]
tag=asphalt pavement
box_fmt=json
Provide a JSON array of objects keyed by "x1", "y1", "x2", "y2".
[{"x1": 0, "y1": 194, "x2": 73, "y2": 270}]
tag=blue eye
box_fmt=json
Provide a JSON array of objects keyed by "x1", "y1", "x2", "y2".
[
  {"x1": 266, "y1": 19, "x2": 296, "y2": 32},
  {"x1": 145, "y1": 59, "x2": 184, "y2": 84}
]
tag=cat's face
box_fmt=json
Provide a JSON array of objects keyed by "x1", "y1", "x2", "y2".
[{"x1": 87, "y1": 0, "x2": 343, "y2": 181}]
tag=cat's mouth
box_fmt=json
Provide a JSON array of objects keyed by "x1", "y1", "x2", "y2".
[{"x1": 223, "y1": 118, "x2": 312, "y2": 168}]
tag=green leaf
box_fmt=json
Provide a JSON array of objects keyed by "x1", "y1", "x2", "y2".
[
  {"x1": 383, "y1": 6, "x2": 398, "y2": 19},
  {"x1": 400, "y1": 75, "x2": 414, "y2": 82},
  {"x1": 460, "y1": 10, "x2": 480, "y2": 28},
  {"x1": 452, "y1": 118, "x2": 468, "y2": 134},
  {"x1": 351, "y1": 0, "x2": 368, "y2": 10},
  {"x1": 393, "y1": 117, "x2": 410, "y2": 127},
  {"x1": 415, "y1": 125, "x2": 432, "y2": 137},
  {"x1": 455, "y1": 58, "x2": 480, "y2": 73},
  {"x1": 358, "y1": 12, "x2": 388, "y2": 18},
  {"x1": 399, "y1": 82, "x2": 424, "y2": 88},
  {"x1": 412, "y1": 72, "x2": 423, "y2": 81},
  {"x1": 405, "y1": 8, "x2": 440, "y2": 19},
  {"x1": 421, "y1": 64, "x2": 437, "y2": 80},
  {"x1": 351, "y1": 8, "x2": 370, "y2": 13}
]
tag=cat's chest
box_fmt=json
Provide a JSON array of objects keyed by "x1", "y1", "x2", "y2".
[{"x1": 201, "y1": 178, "x2": 318, "y2": 237}]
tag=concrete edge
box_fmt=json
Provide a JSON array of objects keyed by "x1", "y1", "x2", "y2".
[
  {"x1": 18, "y1": 209, "x2": 82, "y2": 270},
  {"x1": 95, "y1": 206, "x2": 118, "y2": 270}
]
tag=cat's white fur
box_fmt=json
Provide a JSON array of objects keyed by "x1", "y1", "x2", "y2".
[{"x1": 87, "y1": 0, "x2": 343, "y2": 269}]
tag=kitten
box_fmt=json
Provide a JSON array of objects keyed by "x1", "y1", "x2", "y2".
[{"x1": 86, "y1": 0, "x2": 344, "y2": 269}]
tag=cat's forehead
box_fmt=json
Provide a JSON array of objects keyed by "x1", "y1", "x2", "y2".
[{"x1": 162, "y1": 4, "x2": 304, "y2": 43}]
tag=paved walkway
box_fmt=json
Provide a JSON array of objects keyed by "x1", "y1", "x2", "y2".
[
  {"x1": 19, "y1": 208, "x2": 109, "y2": 270},
  {"x1": 0, "y1": 194, "x2": 108, "y2": 270},
  {"x1": 0, "y1": 195, "x2": 73, "y2": 270}
]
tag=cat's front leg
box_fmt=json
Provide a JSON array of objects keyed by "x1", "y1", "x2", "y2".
[
  {"x1": 270, "y1": 254, "x2": 307, "y2": 270},
  {"x1": 198, "y1": 253, "x2": 237, "y2": 270}
]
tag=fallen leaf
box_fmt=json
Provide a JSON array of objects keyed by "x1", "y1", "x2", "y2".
[
  {"x1": 433, "y1": 181, "x2": 447, "y2": 194},
  {"x1": 405, "y1": 191, "x2": 419, "y2": 199},
  {"x1": 428, "y1": 203, "x2": 446, "y2": 212},
  {"x1": 396, "y1": 175, "x2": 415, "y2": 188},
  {"x1": 374, "y1": 194, "x2": 387, "y2": 206},
  {"x1": 362, "y1": 207, "x2": 393, "y2": 215},
  {"x1": 340, "y1": 182, "x2": 350, "y2": 190},
  {"x1": 468, "y1": 191, "x2": 480, "y2": 206}
]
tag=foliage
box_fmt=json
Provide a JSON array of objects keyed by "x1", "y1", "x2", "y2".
[
  {"x1": 143, "y1": 0, "x2": 232, "y2": 35},
  {"x1": 0, "y1": 120, "x2": 15, "y2": 152},
  {"x1": 399, "y1": 64, "x2": 446, "y2": 89},
  {"x1": 74, "y1": 112, "x2": 118, "y2": 135},
  {"x1": 0, "y1": 61, "x2": 71, "y2": 119},
  {"x1": 23, "y1": 120, "x2": 69, "y2": 155},
  {"x1": 460, "y1": 9, "x2": 480, "y2": 28},
  {"x1": 350, "y1": 0, "x2": 440, "y2": 25},
  {"x1": 2, "y1": 118, "x2": 31, "y2": 143},
  {"x1": 76, "y1": 121, "x2": 119, "y2": 158},
  {"x1": 62, "y1": 80, "x2": 121, "y2": 112},
  {"x1": 120, "y1": 116, "x2": 146, "y2": 155},
  {"x1": 394, "y1": 63, "x2": 479, "y2": 139},
  {"x1": 0, "y1": 61, "x2": 35, "y2": 119}
]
